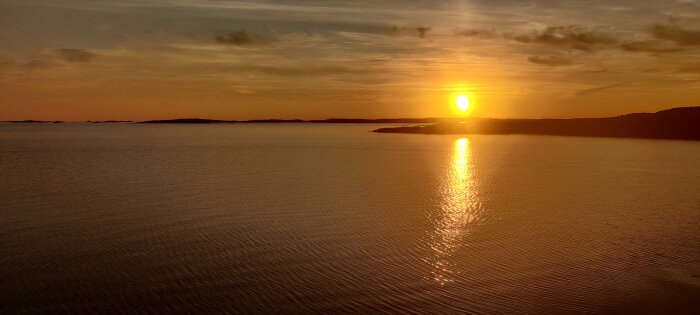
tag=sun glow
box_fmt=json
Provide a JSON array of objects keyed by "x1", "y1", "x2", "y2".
[{"x1": 456, "y1": 95, "x2": 470, "y2": 112}]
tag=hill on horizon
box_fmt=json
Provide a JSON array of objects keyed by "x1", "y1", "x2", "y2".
[{"x1": 373, "y1": 106, "x2": 700, "y2": 141}]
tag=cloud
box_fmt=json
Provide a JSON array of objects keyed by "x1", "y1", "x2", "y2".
[
  {"x1": 527, "y1": 55, "x2": 574, "y2": 67},
  {"x1": 576, "y1": 82, "x2": 629, "y2": 97},
  {"x1": 416, "y1": 26, "x2": 431, "y2": 39},
  {"x1": 649, "y1": 23, "x2": 700, "y2": 46},
  {"x1": 55, "y1": 49, "x2": 98, "y2": 63},
  {"x1": 386, "y1": 26, "x2": 431, "y2": 38},
  {"x1": 678, "y1": 64, "x2": 700, "y2": 73},
  {"x1": 513, "y1": 25, "x2": 616, "y2": 52},
  {"x1": 235, "y1": 64, "x2": 373, "y2": 77},
  {"x1": 22, "y1": 59, "x2": 57, "y2": 70},
  {"x1": 216, "y1": 30, "x2": 274, "y2": 46},
  {"x1": 456, "y1": 28, "x2": 498, "y2": 39},
  {"x1": 456, "y1": 25, "x2": 617, "y2": 52},
  {"x1": 455, "y1": 23, "x2": 699, "y2": 57},
  {"x1": 13, "y1": 49, "x2": 98, "y2": 72},
  {"x1": 618, "y1": 23, "x2": 700, "y2": 54},
  {"x1": 619, "y1": 40, "x2": 681, "y2": 53}
]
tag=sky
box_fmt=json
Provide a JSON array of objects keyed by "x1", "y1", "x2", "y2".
[{"x1": 1, "y1": 0, "x2": 700, "y2": 120}]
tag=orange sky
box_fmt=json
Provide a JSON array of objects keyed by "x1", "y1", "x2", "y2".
[{"x1": 1, "y1": 0, "x2": 700, "y2": 121}]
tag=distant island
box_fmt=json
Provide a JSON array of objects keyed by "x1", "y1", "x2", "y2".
[
  {"x1": 4, "y1": 118, "x2": 443, "y2": 124},
  {"x1": 373, "y1": 107, "x2": 700, "y2": 141},
  {"x1": 6, "y1": 120, "x2": 132, "y2": 124},
  {"x1": 6, "y1": 120, "x2": 66, "y2": 124},
  {"x1": 140, "y1": 118, "x2": 232, "y2": 124},
  {"x1": 138, "y1": 118, "x2": 445, "y2": 124}
]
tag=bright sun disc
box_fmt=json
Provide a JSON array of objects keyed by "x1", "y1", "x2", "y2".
[{"x1": 456, "y1": 95, "x2": 470, "y2": 112}]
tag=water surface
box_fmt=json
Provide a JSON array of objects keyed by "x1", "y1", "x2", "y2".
[{"x1": 1, "y1": 123, "x2": 699, "y2": 314}]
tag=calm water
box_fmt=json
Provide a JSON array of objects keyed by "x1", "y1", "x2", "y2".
[{"x1": 1, "y1": 123, "x2": 700, "y2": 314}]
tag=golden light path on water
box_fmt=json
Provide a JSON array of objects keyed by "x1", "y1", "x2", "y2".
[{"x1": 429, "y1": 138, "x2": 483, "y2": 284}]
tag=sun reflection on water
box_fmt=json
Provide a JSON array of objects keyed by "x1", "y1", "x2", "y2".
[{"x1": 429, "y1": 138, "x2": 483, "y2": 284}]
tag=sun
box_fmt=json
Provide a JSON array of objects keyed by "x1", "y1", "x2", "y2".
[{"x1": 456, "y1": 95, "x2": 470, "y2": 112}]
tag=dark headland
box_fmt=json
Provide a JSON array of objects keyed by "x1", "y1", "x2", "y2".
[{"x1": 373, "y1": 107, "x2": 700, "y2": 141}]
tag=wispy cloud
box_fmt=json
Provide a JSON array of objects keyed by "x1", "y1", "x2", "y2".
[
  {"x1": 456, "y1": 25, "x2": 619, "y2": 53},
  {"x1": 386, "y1": 26, "x2": 432, "y2": 38},
  {"x1": 456, "y1": 28, "x2": 498, "y2": 39},
  {"x1": 234, "y1": 64, "x2": 375, "y2": 77},
  {"x1": 513, "y1": 25, "x2": 617, "y2": 52},
  {"x1": 576, "y1": 82, "x2": 629, "y2": 97},
  {"x1": 619, "y1": 40, "x2": 681, "y2": 53},
  {"x1": 22, "y1": 59, "x2": 57, "y2": 70},
  {"x1": 216, "y1": 30, "x2": 275, "y2": 46},
  {"x1": 678, "y1": 64, "x2": 700, "y2": 73},
  {"x1": 55, "y1": 49, "x2": 98, "y2": 63},
  {"x1": 649, "y1": 23, "x2": 700, "y2": 46},
  {"x1": 528, "y1": 55, "x2": 574, "y2": 67}
]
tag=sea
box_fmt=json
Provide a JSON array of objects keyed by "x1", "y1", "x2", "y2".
[{"x1": 1, "y1": 123, "x2": 699, "y2": 314}]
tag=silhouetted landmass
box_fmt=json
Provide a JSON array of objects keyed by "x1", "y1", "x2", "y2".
[
  {"x1": 373, "y1": 107, "x2": 700, "y2": 141},
  {"x1": 6, "y1": 118, "x2": 443, "y2": 124},
  {"x1": 7, "y1": 107, "x2": 699, "y2": 140},
  {"x1": 141, "y1": 119, "x2": 308, "y2": 124},
  {"x1": 5, "y1": 120, "x2": 128, "y2": 124},
  {"x1": 6, "y1": 120, "x2": 54, "y2": 123},
  {"x1": 140, "y1": 118, "x2": 305, "y2": 123},
  {"x1": 139, "y1": 118, "x2": 451, "y2": 124},
  {"x1": 140, "y1": 118, "x2": 236, "y2": 124},
  {"x1": 246, "y1": 119, "x2": 306, "y2": 123},
  {"x1": 309, "y1": 118, "x2": 445, "y2": 123}
]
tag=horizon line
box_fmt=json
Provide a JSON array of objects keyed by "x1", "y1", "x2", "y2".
[{"x1": 2, "y1": 105, "x2": 698, "y2": 123}]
